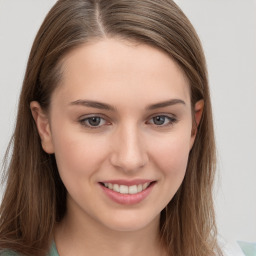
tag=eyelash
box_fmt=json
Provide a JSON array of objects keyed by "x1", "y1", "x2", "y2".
[
  {"x1": 79, "y1": 115, "x2": 110, "y2": 129},
  {"x1": 147, "y1": 115, "x2": 177, "y2": 127},
  {"x1": 79, "y1": 114, "x2": 177, "y2": 129}
]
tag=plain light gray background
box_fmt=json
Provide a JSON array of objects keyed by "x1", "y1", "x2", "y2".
[{"x1": 0, "y1": 0, "x2": 255, "y2": 245}]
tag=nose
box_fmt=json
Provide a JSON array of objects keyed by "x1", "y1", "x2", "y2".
[{"x1": 110, "y1": 124, "x2": 148, "y2": 173}]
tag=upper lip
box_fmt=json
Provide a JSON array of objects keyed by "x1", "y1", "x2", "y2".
[{"x1": 99, "y1": 179, "x2": 155, "y2": 186}]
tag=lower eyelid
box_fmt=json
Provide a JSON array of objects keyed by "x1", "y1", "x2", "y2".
[
  {"x1": 78, "y1": 114, "x2": 177, "y2": 128},
  {"x1": 147, "y1": 115, "x2": 177, "y2": 125},
  {"x1": 79, "y1": 116, "x2": 108, "y2": 127}
]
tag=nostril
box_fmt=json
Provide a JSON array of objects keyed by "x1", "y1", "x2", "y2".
[{"x1": 109, "y1": 154, "x2": 147, "y2": 172}]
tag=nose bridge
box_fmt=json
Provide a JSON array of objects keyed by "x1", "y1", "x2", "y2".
[{"x1": 110, "y1": 121, "x2": 148, "y2": 172}]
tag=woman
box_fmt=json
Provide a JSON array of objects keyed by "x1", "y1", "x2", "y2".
[{"x1": 0, "y1": 0, "x2": 222, "y2": 255}]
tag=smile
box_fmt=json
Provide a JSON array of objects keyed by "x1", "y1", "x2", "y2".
[
  {"x1": 99, "y1": 180, "x2": 156, "y2": 205},
  {"x1": 102, "y1": 182, "x2": 151, "y2": 195}
]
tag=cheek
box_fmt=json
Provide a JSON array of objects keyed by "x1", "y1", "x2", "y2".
[
  {"x1": 51, "y1": 126, "x2": 108, "y2": 180},
  {"x1": 149, "y1": 131, "x2": 192, "y2": 177},
  {"x1": 150, "y1": 133, "x2": 192, "y2": 207}
]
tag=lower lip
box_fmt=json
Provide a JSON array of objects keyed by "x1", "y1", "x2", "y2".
[{"x1": 100, "y1": 183, "x2": 155, "y2": 205}]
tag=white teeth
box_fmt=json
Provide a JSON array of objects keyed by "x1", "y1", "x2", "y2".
[
  {"x1": 137, "y1": 184, "x2": 143, "y2": 193},
  {"x1": 119, "y1": 185, "x2": 128, "y2": 194},
  {"x1": 129, "y1": 185, "x2": 138, "y2": 194},
  {"x1": 142, "y1": 182, "x2": 150, "y2": 190},
  {"x1": 113, "y1": 184, "x2": 120, "y2": 192},
  {"x1": 103, "y1": 182, "x2": 151, "y2": 194}
]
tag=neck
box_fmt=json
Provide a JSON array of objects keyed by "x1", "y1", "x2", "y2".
[{"x1": 54, "y1": 201, "x2": 166, "y2": 256}]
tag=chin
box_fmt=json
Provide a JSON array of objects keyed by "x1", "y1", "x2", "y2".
[{"x1": 101, "y1": 211, "x2": 160, "y2": 232}]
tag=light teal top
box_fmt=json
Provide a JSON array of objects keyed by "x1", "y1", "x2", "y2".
[
  {"x1": 0, "y1": 242, "x2": 59, "y2": 256},
  {"x1": 237, "y1": 241, "x2": 256, "y2": 256},
  {"x1": 48, "y1": 242, "x2": 59, "y2": 256}
]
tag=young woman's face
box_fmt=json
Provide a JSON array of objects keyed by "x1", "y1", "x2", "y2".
[{"x1": 34, "y1": 38, "x2": 199, "y2": 232}]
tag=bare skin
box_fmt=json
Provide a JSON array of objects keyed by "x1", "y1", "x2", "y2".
[{"x1": 31, "y1": 38, "x2": 203, "y2": 256}]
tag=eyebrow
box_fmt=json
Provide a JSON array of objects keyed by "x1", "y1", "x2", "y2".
[
  {"x1": 69, "y1": 98, "x2": 186, "y2": 111},
  {"x1": 69, "y1": 99, "x2": 115, "y2": 111},
  {"x1": 146, "y1": 99, "x2": 186, "y2": 110}
]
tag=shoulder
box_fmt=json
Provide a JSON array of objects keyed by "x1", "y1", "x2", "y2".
[
  {"x1": 0, "y1": 241, "x2": 58, "y2": 256},
  {"x1": 48, "y1": 242, "x2": 59, "y2": 256},
  {"x1": 219, "y1": 239, "x2": 245, "y2": 256},
  {"x1": 0, "y1": 250, "x2": 19, "y2": 256}
]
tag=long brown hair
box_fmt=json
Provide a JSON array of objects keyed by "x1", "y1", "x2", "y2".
[{"x1": 0, "y1": 0, "x2": 222, "y2": 255}]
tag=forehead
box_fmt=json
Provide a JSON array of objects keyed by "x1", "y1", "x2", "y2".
[{"x1": 52, "y1": 38, "x2": 190, "y2": 107}]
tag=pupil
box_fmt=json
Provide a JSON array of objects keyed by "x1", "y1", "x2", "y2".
[
  {"x1": 153, "y1": 116, "x2": 165, "y2": 125},
  {"x1": 89, "y1": 117, "x2": 101, "y2": 126}
]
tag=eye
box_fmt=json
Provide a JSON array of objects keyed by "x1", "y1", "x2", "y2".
[
  {"x1": 80, "y1": 116, "x2": 108, "y2": 128},
  {"x1": 147, "y1": 115, "x2": 176, "y2": 126}
]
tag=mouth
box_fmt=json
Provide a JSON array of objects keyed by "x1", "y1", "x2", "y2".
[
  {"x1": 99, "y1": 181, "x2": 156, "y2": 195},
  {"x1": 99, "y1": 180, "x2": 156, "y2": 205}
]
